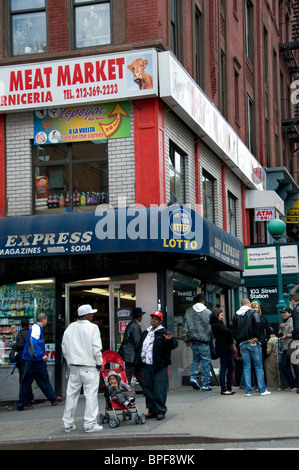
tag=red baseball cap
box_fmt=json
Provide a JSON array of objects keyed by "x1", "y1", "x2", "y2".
[{"x1": 150, "y1": 311, "x2": 163, "y2": 320}]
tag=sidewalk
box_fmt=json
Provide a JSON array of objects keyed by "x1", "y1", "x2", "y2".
[{"x1": 1, "y1": 386, "x2": 299, "y2": 449}]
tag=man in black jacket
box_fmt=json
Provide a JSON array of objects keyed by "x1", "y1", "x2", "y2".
[
  {"x1": 13, "y1": 318, "x2": 34, "y2": 404},
  {"x1": 119, "y1": 307, "x2": 145, "y2": 389},
  {"x1": 232, "y1": 299, "x2": 271, "y2": 397}
]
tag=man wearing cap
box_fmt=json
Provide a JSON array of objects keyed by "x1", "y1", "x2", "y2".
[
  {"x1": 118, "y1": 307, "x2": 145, "y2": 389},
  {"x1": 181, "y1": 293, "x2": 213, "y2": 391},
  {"x1": 62, "y1": 304, "x2": 103, "y2": 433},
  {"x1": 137, "y1": 311, "x2": 178, "y2": 420},
  {"x1": 279, "y1": 307, "x2": 299, "y2": 391}
]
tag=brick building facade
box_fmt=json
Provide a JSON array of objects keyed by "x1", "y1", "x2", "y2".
[{"x1": 0, "y1": 1, "x2": 297, "y2": 398}]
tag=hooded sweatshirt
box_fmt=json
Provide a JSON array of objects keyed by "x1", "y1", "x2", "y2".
[
  {"x1": 181, "y1": 302, "x2": 212, "y2": 343},
  {"x1": 232, "y1": 306, "x2": 260, "y2": 345}
]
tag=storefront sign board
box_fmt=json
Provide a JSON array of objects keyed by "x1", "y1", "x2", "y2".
[
  {"x1": 33, "y1": 101, "x2": 130, "y2": 144},
  {"x1": 0, "y1": 49, "x2": 158, "y2": 112}
]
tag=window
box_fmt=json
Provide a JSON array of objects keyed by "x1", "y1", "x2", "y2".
[
  {"x1": 73, "y1": 0, "x2": 111, "y2": 49},
  {"x1": 246, "y1": 95, "x2": 254, "y2": 153},
  {"x1": 228, "y1": 192, "x2": 237, "y2": 237},
  {"x1": 9, "y1": 0, "x2": 47, "y2": 56},
  {"x1": 171, "y1": 0, "x2": 180, "y2": 59},
  {"x1": 244, "y1": 0, "x2": 253, "y2": 62},
  {"x1": 202, "y1": 171, "x2": 215, "y2": 223},
  {"x1": 169, "y1": 143, "x2": 185, "y2": 205},
  {"x1": 195, "y1": 7, "x2": 202, "y2": 86},
  {"x1": 220, "y1": 50, "x2": 226, "y2": 117},
  {"x1": 34, "y1": 142, "x2": 108, "y2": 214}
]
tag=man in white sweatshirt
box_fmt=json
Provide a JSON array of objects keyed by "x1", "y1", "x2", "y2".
[{"x1": 62, "y1": 304, "x2": 103, "y2": 433}]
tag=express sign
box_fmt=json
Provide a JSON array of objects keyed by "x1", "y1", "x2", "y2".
[{"x1": 0, "y1": 49, "x2": 158, "y2": 112}]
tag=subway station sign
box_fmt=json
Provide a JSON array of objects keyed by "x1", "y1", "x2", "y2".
[{"x1": 0, "y1": 49, "x2": 158, "y2": 112}]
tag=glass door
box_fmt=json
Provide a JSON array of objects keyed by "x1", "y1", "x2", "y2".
[{"x1": 65, "y1": 280, "x2": 136, "y2": 352}]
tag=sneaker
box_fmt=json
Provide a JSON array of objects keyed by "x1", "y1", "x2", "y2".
[
  {"x1": 260, "y1": 390, "x2": 271, "y2": 396},
  {"x1": 129, "y1": 397, "x2": 135, "y2": 404},
  {"x1": 145, "y1": 411, "x2": 157, "y2": 419},
  {"x1": 245, "y1": 393, "x2": 252, "y2": 397},
  {"x1": 156, "y1": 412, "x2": 166, "y2": 420},
  {"x1": 85, "y1": 424, "x2": 103, "y2": 433},
  {"x1": 190, "y1": 379, "x2": 200, "y2": 390},
  {"x1": 202, "y1": 385, "x2": 212, "y2": 391},
  {"x1": 64, "y1": 424, "x2": 76, "y2": 433}
]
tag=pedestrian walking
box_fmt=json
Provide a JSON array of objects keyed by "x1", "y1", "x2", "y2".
[
  {"x1": 118, "y1": 307, "x2": 145, "y2": 389},
  {"x1": 12, "y1": 318, "x2": 34, "y2": 404},
  {"x1": 210, "y1": 307, "x2": 235, "y2": 395},
  {"x1": 17, "y1": 313, "x2": 65, "y2": 411},
  {"x1": 232, "y1": 299, "x2": 271, "y2": 397},
  {"x1": 181, "y1": 293, "x2": 212, "y2": 391},
  {"x1": 137, "y1": 311, "x2": 178, "y2": 420},
  {"x1": 61, "y1": 304, "x2": 103, "y2": 433}
]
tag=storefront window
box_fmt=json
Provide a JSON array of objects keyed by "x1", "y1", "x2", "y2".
[
  {"x1": 10, "y1": 0, "x2": 47, "y2": 56},
  {"x1": 74, "y1": 0, "x2": 111, "y2": 49},
  {"x1": 0, "y1": 279, "x2": 56, "y2": 366},
  {"x1": 173, "y1": 274, "x2": 202, "y2": 337},
  {"x1": 34, "y1": 142, "x2": 108, "y2": 214}
]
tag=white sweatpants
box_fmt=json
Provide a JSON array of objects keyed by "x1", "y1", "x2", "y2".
[{"x1": 62, "y1": 366, "x2": 100, "y2": 430}]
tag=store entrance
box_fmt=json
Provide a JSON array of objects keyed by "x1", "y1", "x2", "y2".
[{"x1": 65, "y1": 279, "x2": 136, "y2": 352}]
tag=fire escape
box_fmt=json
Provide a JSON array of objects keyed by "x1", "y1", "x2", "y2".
[{"x1": 280, "y1": 0, "x2": 299, "y2": 145}]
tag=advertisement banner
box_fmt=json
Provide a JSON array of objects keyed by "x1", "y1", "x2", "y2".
[
  {"x1": 0, "y1": 49, "x2": 158, "y2": 112},
  {"x1": 243, "y1": 245, "x2": 299, "y2": 276},
  {"x1": 34, "y1": 101, "x2": 130, "y2": 144}
]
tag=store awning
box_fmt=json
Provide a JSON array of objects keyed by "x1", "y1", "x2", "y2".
[{"x1": 0, "y1": 206, "x2": 244, "y2": 271}]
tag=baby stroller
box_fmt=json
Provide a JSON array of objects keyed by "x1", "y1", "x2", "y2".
[{"x1": 100, "y1": 350, "x2": 145, "y2": 428}]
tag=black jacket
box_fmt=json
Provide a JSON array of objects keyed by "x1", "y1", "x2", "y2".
[
  {"x1": 232, "y1": 308, "x2": 260, "y2": 346},
  {"x1": 210, "y1": 318, "x2": 234, "y2": 356},
  {"x1": 137, "y1": 326, "x2": 178, "y2": 372},
  {"x1": 118, "y1": 318, "x2": 142, "y2": 363},
  {"x1": 293, "y1": 303, "x2": 299, "y2": 340}
]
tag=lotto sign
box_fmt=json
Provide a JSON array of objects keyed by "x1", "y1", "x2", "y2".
[
  {"x1": 119, "y1": 320, "x2": 130, "y2": 333},
  {"x1": 255, "y1": 208, "x2": 275, "y2": 222}
]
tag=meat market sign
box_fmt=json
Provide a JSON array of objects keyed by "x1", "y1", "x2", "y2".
[{"x1": 0, "y1": 49, "x2": 158, "y2": 112}]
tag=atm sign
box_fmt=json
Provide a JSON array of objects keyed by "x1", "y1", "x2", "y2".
[{"x1": 255, "y1": 208, "x2": 275, "y2": 222}]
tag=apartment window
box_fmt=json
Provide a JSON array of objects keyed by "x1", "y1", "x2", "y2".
[
  {"x1": 202, "y1": 171, "x2": 215, "y2": 224},
  {"x1": 9, "y1": 0, "x2": 47, "y2": 56},
  {"x1": 228, "y1": 192, "x2": 237, "y2": 237},
  {"x1": 171, "y1": 0, "x2": 180, "y2": 59},
  {"x1": 244, "y1": 0, "x2": 253, "y2": 62},
  {"x1": 195, "y1": 7, "x2": 202, "y2": 86},
  {"x1": 169, "y1": 143, "x2": 185, "y2": 205},
  {"x1": 73, "y1": 0, "x2": 111, "y2": 49},
  {"x1": 34, "y1": 142, "x2": 108, "y2": 214},
  {"x1": 263, "y1": 26, "x2": 268, "y2": 85},
  {"x1": 220, "y1": 51, "x2": 226, "y2": 118},
  {"x1": 247, "y1": 95, "x2": 254, "y2": 153}
]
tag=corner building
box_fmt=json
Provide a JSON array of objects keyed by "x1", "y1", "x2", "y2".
[{"x1": 0, "y1": 1, "x2": 296, "y2": 399}]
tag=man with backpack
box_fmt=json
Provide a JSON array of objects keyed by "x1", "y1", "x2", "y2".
[{"x1": 232, "y1": 298, "x2": 271, "y2": 397}]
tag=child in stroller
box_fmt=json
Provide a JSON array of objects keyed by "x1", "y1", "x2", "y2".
[{"x1": 107, "y1": 371, "x2": 135, "y2": 408}]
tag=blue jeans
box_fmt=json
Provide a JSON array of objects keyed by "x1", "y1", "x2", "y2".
[
  {"x1": 17, "y1": 360, "x2": 57, "y2": 410},
  {"x1": 240, "y1": 341, "x2": 266, "y2": 394},
  {"x1": 190, "y1": 342, "x2": 211, "y2": 387}
]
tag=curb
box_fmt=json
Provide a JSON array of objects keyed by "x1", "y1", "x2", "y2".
[{"x1": 1, "y1": 433, "x2": 299, "y2": 450}]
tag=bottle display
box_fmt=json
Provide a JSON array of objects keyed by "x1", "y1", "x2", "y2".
[
  {"x1": 0, "y1": 282, "x2": 56, "y2": 366},
  {"x1": 44, "y1": 190, "x2": 109, "y2": 211}
]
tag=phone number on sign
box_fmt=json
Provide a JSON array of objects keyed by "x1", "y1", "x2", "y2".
[
  {"x1": 64, "y1": 84, "x2": 118, "y2": 100},
  {"x1": 76, "y1": 84, "x2": 118, "y2": 98}
]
